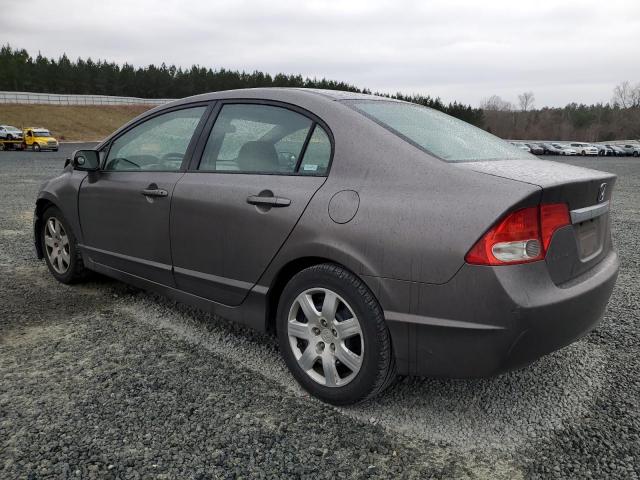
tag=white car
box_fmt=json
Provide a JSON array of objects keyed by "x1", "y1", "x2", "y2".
[
  {"x1": 511, "y1": 142, "x2": 531, "y2": 152},
  {"x1": 0, "y1": 125, "x2": 23, "y2": 140},
  {"x1": 552, "y1": 143, "x2": 577, "y2": 156},
  {"x1": 569, "y1": 143, "x2": 598, "y2": 156}
]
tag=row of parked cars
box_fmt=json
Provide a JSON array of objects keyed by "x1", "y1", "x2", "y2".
[
  {"x1": 511, "y1": 141, "x2": 640, "y2": 157},
  {"x1": 0, "y1": 124, "x2": 59, "y2": 151}
]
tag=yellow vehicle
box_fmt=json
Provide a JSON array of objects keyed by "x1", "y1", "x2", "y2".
[{"x1": 22, "y1": 127, "x2": 59, "y2": 152}]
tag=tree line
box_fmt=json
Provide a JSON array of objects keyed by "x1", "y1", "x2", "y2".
[
  {"x1": 480, "y1": 86, "x2": 640, "y2": 141},
  {"x1": 1, "y1": 45, "x2": 637, "y2": 140},
  {"x1": 0, "y1": 45, "x2": 483, "y2": 126}
]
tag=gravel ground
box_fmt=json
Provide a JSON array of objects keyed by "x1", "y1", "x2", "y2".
[{"x1": 1, "y1": 146, "x2": 638, "y2": 479}]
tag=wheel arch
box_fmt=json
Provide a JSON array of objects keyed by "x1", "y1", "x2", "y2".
[
  {"x1": 34, "y1": 196, "x2": 59, "y2": 259},
  {"x1": 265, "y1": 256, "x2": 374, "y2": 334}
]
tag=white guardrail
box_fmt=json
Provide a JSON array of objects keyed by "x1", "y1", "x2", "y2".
[{"x1": 0, "y1": 91, "x2": 175, "y2": 106}]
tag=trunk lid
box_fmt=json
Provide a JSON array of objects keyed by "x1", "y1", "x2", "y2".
[{"x1": 457, "y1": 159, "x2": 616, "y2": 284}]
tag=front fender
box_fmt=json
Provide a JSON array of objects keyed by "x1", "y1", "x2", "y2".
[{"x1": 34, "y1": 169, "x2": 87, "y2": 258}]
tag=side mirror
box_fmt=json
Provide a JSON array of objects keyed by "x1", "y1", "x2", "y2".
[{"x1": 72, "y1": 150, "x2": 100, "y2": 171}]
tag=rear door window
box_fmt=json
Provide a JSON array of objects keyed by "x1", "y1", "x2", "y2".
[
  {"x1": 198, "y1": 104, "x2": 313, "y2": 174},
  {"x1": 298, "y1": 125, "x2": 332, "y2": 175}
]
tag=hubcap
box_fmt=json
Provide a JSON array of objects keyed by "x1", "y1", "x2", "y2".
[
  {"x1": 44, "y1": 217, "x2": 70, "y2": 274},
  {"x1": 287, "y1": 288, "x2": 364, "y2": 387}
]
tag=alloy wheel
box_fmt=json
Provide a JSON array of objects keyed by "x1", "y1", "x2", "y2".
[
  {"x1": 44, "y1": 217, "x2": 70, "y2": 274},
  {"x1": 287, "y1": 288, "x2": 364, "y2": 387}
]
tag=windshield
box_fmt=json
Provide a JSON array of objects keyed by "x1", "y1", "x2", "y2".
[
  {"x1": 345, "y1": 100, "x2": 532, "y2": 162},
  {"x1": 33, "y1": 130, "x2": 51, "y2": 137}
]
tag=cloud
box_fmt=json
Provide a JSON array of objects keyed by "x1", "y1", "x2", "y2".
[{"x1": 2, "y1": 0, "x2": 639, "y2": 106}]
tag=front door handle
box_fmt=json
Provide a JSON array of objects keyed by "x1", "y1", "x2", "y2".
[
  {"x1": 246, "y1": 195, "x2": 291, "y2": 207},
  {"x1": 141, "y1": 188, "x2": 168, "y2": 197}
]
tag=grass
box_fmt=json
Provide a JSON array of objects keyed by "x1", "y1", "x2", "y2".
[{"x1": 0, "y1": 104, "x2": 155, "y2": 141}]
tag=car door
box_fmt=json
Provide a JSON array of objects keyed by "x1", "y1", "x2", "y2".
[
  {"x1": 78, "y1": 104, "x2": 209, "y2": 285},
  {"x1": 170, "y1": 101, "x2": 333, "y2": 305}
]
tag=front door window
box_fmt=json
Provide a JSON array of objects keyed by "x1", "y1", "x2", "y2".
[{"x1": 105, "y1": 106, "x2": 206, "y2": 171}]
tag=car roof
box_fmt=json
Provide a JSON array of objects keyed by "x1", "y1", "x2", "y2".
[{"x1": 160, "y1": 87, "x2": 402, "y2": 111}]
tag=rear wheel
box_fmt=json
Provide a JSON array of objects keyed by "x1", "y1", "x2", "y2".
[
  {"x1": 41, "y1": 206, "x2": 88, "y2": 284},
  {"x1": 277, "y1": 263, "x2": 396, "y2": 405}
]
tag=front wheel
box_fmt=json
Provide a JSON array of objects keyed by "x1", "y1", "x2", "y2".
[
  {"x1": 33, "y1": 143, "x2": 41, "y2": 152},
  {"x1": 41, "y1": 206, "x2": 88, "y2": 284},
  {"x1": 277, "y1": 263, "x2": 396, "y2": 405}
]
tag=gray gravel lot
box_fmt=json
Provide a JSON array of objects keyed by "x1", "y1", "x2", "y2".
[{"x1": 1, "y1": 145, "x2": 638, "y2": 479}]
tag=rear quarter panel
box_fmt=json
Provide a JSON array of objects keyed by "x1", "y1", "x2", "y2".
[{"x1": 261, "y1": 105, "x2": 542, "y2": 286}]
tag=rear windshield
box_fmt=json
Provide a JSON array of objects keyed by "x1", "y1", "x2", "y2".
[{"x1": 345, "y1": 100, "x2": 532, "y2": 162}]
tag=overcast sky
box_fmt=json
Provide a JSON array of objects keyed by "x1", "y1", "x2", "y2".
[{"x1": 2, "y1": 0, "x2": 639, "y2": 107}]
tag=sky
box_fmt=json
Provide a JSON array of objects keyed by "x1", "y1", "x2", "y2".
[{"x1": 2, "y1": 0, "x2": 639, "y2": 107}]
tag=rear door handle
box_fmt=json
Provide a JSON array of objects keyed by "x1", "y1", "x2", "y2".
[
  {"x1": 141, "y1": 188, "x2": 168, "y2": 197},
  {"x1": 246, "y1": 195, "x2": 291, "y2": 207}
]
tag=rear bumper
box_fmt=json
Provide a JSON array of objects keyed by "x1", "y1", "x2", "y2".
[{"x1": 370, "y1": 250, "x2": 618, "y2": 377}]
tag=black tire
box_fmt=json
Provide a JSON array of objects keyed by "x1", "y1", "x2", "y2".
[
  {"x1": 277, "y1": 263, "x2": 396, "y2": 405},
  {"x1": 634, "y1": 152, "x2": 639, "y2": 157},
  {"x1": 41, "y1": 206, "x2": 88, "y2": 284},
  {"x1": 581, "y1": 151, "x2": 586, "y2": 156},
  {"x1": 33, "y1": 143, "x2": 41, "y2": 152}
]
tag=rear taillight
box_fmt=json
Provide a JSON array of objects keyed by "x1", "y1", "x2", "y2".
[{"x1": 465, "y1": 203, "x2": 570, "y2": 265}]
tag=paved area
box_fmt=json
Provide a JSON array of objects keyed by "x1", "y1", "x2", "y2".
[{"x1": 1, "y1": 145, "x2": 638, "y2": 479}]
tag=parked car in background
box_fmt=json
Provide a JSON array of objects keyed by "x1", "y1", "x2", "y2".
[
  {"x1": 596, "y1": 145, "x2": 613, "y2": 156},
  {"x1": 33, "y1": 88, "x2": 619, "y2": 405},
  {"x1": 525, "y1": 143, "x2": 544, "y2": 155},
  {"x1": 618, "y1": 144, "x2": 640, "y2": 157},
  {"x1": 569, "y1": 143, "x2": 598, "y2": 156},
  {"x1": 511, "y1": 142, "x2": 531, "y2": 152},
  {"x1": 23, "y1": 127, "x2": 59, "y2": 152},
  {"x1": 0, "y1": 125, "x2": 23, "y2": 140},
  {"x1": 606, "y1": 145, "x2": 626, "y2": 157},
  {"x1": 552, "y1": 143, "x2": 577, "y2": 155},
  {"x1": 540, "y1": 143, "x2": 564, "y2": 155}
]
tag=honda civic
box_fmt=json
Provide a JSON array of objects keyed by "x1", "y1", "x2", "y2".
[{"x1": 34, "y1": 88, "x2": 618, "y2": 405}]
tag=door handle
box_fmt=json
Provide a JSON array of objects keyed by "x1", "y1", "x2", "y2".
[
  {"x1": 141, "y1": 188, "x2": 168, "y2": 197},
  {"x1": 246, "y1": 195, "x2": 291, "y2": 207}
]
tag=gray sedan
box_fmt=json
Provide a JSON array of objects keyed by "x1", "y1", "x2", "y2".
[{"x1": 34, "y1": 88, "x2": 619, "y2": 405}]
